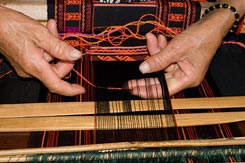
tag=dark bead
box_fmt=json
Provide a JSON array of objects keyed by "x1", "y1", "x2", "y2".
[
  {"x1": 235, "y1": 13, "x2": 240, "y2": 19},
  {"x1": 230, "y1": 27, "x2": 237, "y2": 33},
  {"x1": 204, "y1": 9, "x2": 209, "y2": 14},
  {"x1": 222, "y1": 4, "x2": 229, "y2": 8},
  {"x1": 209, "y1": 6, "x2": 215, "y2": 11},
  {"x1": 215, "y1": 4, "x2": 221, "y2": 8},
  {"x1": 230, "y1": 6, "x2": 236, "y2": 12}
]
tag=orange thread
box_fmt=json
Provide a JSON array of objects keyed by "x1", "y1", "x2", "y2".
[
  {"x1": 58, "y1": 14, "x2": 177, "y2": 91},
  {"x1": 222, "y1": 41, "x2": 245, "y2": 49},
  {"x1": 0, "y1": 70, "x2": 13, "y2": 79},
  {"x1": 72, "y1": 68, "x2": 126, "y2": 91},
  {"x1": 59, "y1": 14, "x2": 176, "y2": 47}
]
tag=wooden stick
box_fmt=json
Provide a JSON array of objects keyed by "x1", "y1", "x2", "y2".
[
  {"x1": 0, "y1": 96, "x2": 244, "y2": 118},
  {"x1": 0, "y1": 111, "x2": 244, "y2": 132},
  {"x1": 0, "y1": 0, "x2": 47, "y2": 21},
  {"x1": 0, "y1": 137, "x2": 244, "y2": 162}
]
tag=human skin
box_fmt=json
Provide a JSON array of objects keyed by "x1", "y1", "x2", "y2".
[
  {"x1": 127, "y1": 0, "x2": 245, "y2": 99},
  {"x1": 0, "y1": 6, "x2": 85, "y2": 96}
]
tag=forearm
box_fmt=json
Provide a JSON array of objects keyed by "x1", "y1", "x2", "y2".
[{"x1": 183, "y1": 0, "x2": 245, "y2": 61}]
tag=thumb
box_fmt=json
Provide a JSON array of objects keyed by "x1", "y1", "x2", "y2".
[
  {"x1": 146, "y1": 33, "x2": 167, "y2": 55},
  {"x1": 140, "y1": 33, "x2": 169, "y2": 74},
  {"x1": 139, "y1": 47, "x2": 171, "y2": 74}
]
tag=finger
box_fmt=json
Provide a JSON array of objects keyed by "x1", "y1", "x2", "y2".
[
  {"x1": 52, "y1": 60, "x2": 75, "y2": 78},
  {"x1": 139, "y1": 53, "x2": 169, "y2": 74},
  {"x1": 126, "y1": 78, "x2": 162, "y2": 99},
  {"x1": 47, "y1": 19, "x2": 58, "y2": 37},
  {"x1": 166, "y1": 77, "x2": 185, "y2": 96},
  {"x1": 129, "y1": 72, "x2": 186, "y2": 98},
  {"x1": 164, "y1": 64, "x2": 178, "y2": 73},
  {"x1": 164, "y1": 71, "x2": 173, "y2": 79},
  {"x1": 130, "y1": 84, "x2": 162, "y2": 99},
  {"x1": 127, "y1": 79, "x2": 144, "y2": 89},
  {"x1": 157, "y1": 34, "x2": 167, "y2": 50},
  {"x1": 139, "y1": 38, "x2": 180, "y2": 74},
  {"x1": 37, "y1": 47, "x2": 53, "y2": 62},
  {"x1": 140, "y1": 34, "x2": 168, "y2": 74},
  {"x1": 46, "y1": 20, "x2": 76, "y2": 78},
  {"x1": 166, "y1": 68, "x2": 191, "y2": 96},
  {"x1": 146, "y1": 33, "x2": 168, "y2": 56},
  {"x1": 127, "y1": 78, "x2": 159, "y2": 89},
  {"x1": 36, "y1": 61, "x2": 85, "y2": 96},
  {"x1": 139, "y1": 32, "x2": 191, "y2": 74},
  {"x1": 146, "y1": 33, "x2": 161, "y2": 55},
  {"x1": 22, "y1": 45, "x2": 84, "y2": 96},
  {"x1": 42, "y1": 19, "x2": 59, "y2": 62},
  {"x1": 27, "y1": 48, "x2": 84, "y2": 96}
]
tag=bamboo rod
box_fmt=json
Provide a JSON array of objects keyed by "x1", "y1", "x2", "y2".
[
  {"x1": 0, "y1": 111, "x2": 244, "y2": 132},
  {"x1": 0, "y1": 137, "x2": 244, "y2": 162},
  {"x1": 0, "y1": 96, "x2": 244, "y2": 118}
]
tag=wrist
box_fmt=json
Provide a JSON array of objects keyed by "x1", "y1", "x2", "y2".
[
  {"x1": 215, "y1": 0, "x2": 245, "y2": 34},
  {"x1": 217, "y1": 0, "x2": 245, "y2": 17},
  {"x1": 200, "y1": 4, "x2": 243, "y2": 39},
  {"x1": 202, "y1": 4, "x2": 241, "y2": 33}
]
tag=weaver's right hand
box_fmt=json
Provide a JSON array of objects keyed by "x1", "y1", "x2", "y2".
[{"x1": 0, "y1": 6, "x2": 85, "y2": 96}]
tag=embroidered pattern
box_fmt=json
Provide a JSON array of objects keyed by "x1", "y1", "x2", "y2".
[{"x1": 100, "y1": 0, "x2": 148, "y2": 3}]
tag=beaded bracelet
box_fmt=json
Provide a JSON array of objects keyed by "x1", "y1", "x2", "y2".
[{"x1": 202, "y1": 3, "x2": 240, "y2": 33}]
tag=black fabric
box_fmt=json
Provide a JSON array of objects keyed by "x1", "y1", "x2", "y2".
[
  {"x1": 209, "y1": 34, "x2": 245, "y2": 96},
  {"x1": 47, "y1": 0, "x2": 54, "y2": 20},
  {"x1": 0, "y1": 59, "x2": 42, "y2": 104}
]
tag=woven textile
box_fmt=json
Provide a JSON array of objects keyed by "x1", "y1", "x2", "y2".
[
  {"x1": 47, "y1": 0, "x2": 200, "y2": 62},
  {"x1": 48, "y1": 0, "x2": 201, "y2": 33}
]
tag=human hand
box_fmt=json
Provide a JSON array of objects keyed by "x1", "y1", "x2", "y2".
[
  {"x1": 0, "y1": 6, "x2": 85, "y2": 96},
  {"x1": 127, "y1": 21, "x2": 222, "y2": 98}
]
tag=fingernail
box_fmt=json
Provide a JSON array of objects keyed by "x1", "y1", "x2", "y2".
[
  {"x1": 139, "y1": 63, "x2": 150, "y2": 74},
  {"x1": 70, "y1": 49, "x2": 81, "y2": 59}
]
